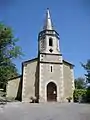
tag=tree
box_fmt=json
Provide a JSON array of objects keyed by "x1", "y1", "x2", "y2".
[
  {"x1": 0, "y1": 23, "x2": 23, "y2": 90},
  {"x1": 74, "y1": 77, "x2": 86, "y2": 89},
  {"x1": 82, "y1": 60, "x2": 90, "y2": 102},
  {"x1": 82, "y1": 59, "x2": 90, "y2": 84}
]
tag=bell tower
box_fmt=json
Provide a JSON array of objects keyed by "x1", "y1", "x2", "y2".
[
  {"x1": 38, "y1": 8, "x2": 60, "y2": 54},
  {"x1": 38, "y1": 9, "x2": 64, "y2": 102}
]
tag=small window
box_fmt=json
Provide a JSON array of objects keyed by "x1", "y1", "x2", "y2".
[
  {"x1": 49, "y1": 65, "x2": 53, "y2": 73},
  {"x1": 49, "y1": 38, "x2": 53, "y2": 46},
  {"x1": 41, "y1": 54, "x2": 43, "y2": 57},
  {"x1": 49, "y1": 48, "x2": 53, "y2": 53},
  {"x1": 51, "y1": 66, "x2": 52, "y2": 72}
]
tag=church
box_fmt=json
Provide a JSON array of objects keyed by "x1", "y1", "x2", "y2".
[{"x1": 6, "y1": 9, "x2": 75, "y2": 103}]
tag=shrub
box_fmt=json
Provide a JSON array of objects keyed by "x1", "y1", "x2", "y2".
[
  {"x1": 86, "y1": 87, "x2": 90, "y2": 103},
  {"x1": 73, "y1": 89, "x2": 87, "y2": 102}
]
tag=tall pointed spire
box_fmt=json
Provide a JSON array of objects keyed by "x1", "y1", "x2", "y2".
[{"x1": 43, "y1": 8, "x2": 54, "y2": 30}]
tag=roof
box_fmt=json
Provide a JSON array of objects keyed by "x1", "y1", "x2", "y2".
[
  {"x1": 43, "y1": 8, "x2": 54, "y2": 30},
  {"x1": 22, "y1": 57, "x2": 38, "y2": 65},
  {"x1": 8, "y1": 75, "x2": 22, "y2": 81},
  {"x1": 22, "y1": 57, "x2": 74, "y2": 67},
  {"x1": 63, "y1": 60, "x2": 74, "y2": 67}
]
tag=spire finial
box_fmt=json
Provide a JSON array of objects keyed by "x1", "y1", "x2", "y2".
[{"x1": 43, "y1": 8, "x2": 53, "y2": 30}]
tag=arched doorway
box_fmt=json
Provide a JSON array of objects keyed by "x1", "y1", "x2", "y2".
[{"x1": 47, "y1": 82, "x2": 57, "y2": 101}]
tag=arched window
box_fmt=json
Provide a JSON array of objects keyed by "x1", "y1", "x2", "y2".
[{"x1": 49, "y1": 38, "x2": 53, "y2": 46}]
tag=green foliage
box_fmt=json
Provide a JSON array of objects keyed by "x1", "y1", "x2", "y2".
[
  {"x1": 86, "y1": 87, "x2": 90, "y2": 102},
  {"x1": 0, "y1": 62, "x2": 18, "y2": 90},
  {"x1": 0, "y1": 23, "x2": 23, "y2": 64},
  {"x1": 81, "y1": 59, "x2": 90, "y2": 83},
  {"x1": 0, "y1": 23, "x2": 23, "y2": 90},
  {"x1": 73, "y1": 89, "x2": 87, "y2": 102},
  {"x1": 81, "y1": 59, "x2": 90, "y2": 102},
  {"x1": 74, "y1": 77, "x2": 86, "y2": 89}
]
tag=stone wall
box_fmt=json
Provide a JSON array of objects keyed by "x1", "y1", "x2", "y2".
[
  {"x1": 39, "y1": 62, "x2": 64, "y2": 102},
  {"x1": 63, "y1": 62, "x2": 74, "y2": 102},
  {"x1": 6, "y1": 76, "x2": 21, "y2": 100},
  {"x1": 22, "y1": 59, "x2": 38, "y2": 102}
]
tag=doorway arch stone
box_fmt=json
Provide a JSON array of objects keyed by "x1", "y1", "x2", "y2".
[{"x1": 47, "y1": 82, "x2": 57, "y2": 101}]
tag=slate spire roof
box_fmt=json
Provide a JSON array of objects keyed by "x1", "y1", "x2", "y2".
[{"x1": 43, "y1": 8, "x2": 54, "y2": 30}]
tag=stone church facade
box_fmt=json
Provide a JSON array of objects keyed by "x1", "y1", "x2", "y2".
[{"x1": 7, "y1": 9, "x2": 75, "y2": 103}]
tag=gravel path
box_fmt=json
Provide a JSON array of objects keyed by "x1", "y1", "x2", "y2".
[{"x1": 0, "y1": 102, "x2": 90, "y2": 120}]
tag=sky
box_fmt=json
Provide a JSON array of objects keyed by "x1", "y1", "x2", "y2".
[{"x1": 0, "y1": 0, "x2": 90, "y2": 78}]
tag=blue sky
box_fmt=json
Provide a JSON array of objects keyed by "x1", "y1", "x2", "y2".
[{"x1": 0, "y1": 0, "x2": 90, "y2": 78}]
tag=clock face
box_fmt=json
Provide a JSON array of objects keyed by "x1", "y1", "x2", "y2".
[{"x1": 49, "y1": 48, "x2": 53, "y2": 53}]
